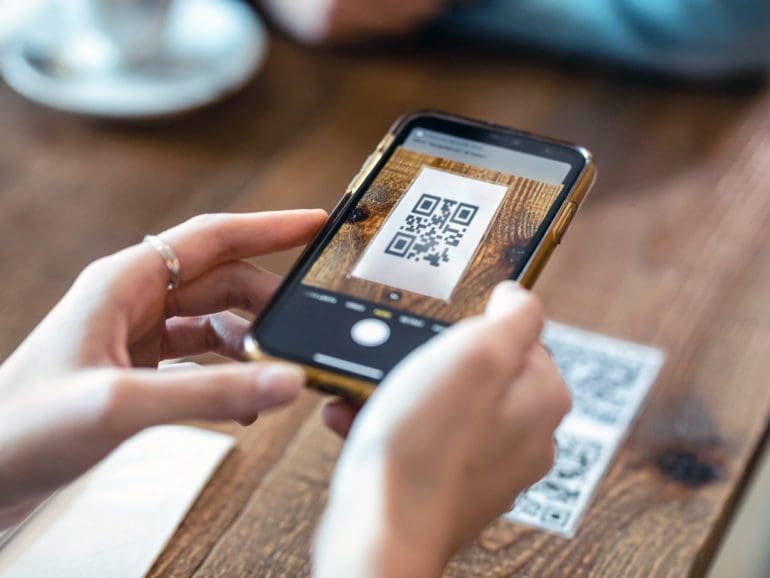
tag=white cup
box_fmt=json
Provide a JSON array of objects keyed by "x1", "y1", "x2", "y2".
[{"x1": 59, "y1": 0, "x2": 175, "y2": 68}]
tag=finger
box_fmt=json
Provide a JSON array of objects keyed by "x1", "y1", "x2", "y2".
[
  {"x1": 157, "y1": 360, "x2": 201, "y2": 371},
  {"x1": 165, "y1": 261, "x2": 281, "y2": 318},
  {"x1": 157, "y1": 361, "x2": 272, "y2": 427},
  {"x1": 161, "y1": 311, "x2": 250, "y2": 361},
  {"x1": 485, "y1": 281, "x2": 540, "y2": 324},
  {"x1": 476, "y1": 281, "x2": 545, "y2": 369},
  {"x1": 160, "y1": 210, "x2": 327, "y2": 283},
  {"x1": 322, "y1": 400, "x2": 361, "y2": 439},
  {"x1": 500, "y1": 345, "x2": 571, "y2": 434},
  {"x1": 0, "y1": 364, "x2": 302, "y2": 508},
  {"x1": 390, "y1": 282, "x2": 545, "y2": 398},
  {"x1": 147, "y1": 362, "x2": 268, "y2": 428},
  {"x1": 113, "y1": 362, "x2": 305, "y2": 434},
  {"x1": 499, "y1": 430, "x2": 559, "y2": 491}
]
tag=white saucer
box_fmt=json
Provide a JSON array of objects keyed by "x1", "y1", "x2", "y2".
[{"x1": 1, "y1": 0, "x2": 268, "y2": 120}]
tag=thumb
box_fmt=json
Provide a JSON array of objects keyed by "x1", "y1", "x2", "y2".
[
  {"x1": 115, "y1": 362, "x2": 305, "y2": 432},
  {"x1": 480, "y1": 280, "x2": 546, "y2": 364},
  {"x1": 485, "y1": 281, "x2": 529, "y2": 319}
]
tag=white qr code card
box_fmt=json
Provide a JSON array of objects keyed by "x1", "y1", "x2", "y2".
[
  {"x1": 351, "y1": 167, "x2": 507, "y2": 300},
  {"x1": 504, "y1": 321, "x2": 665, "y2": 538}
]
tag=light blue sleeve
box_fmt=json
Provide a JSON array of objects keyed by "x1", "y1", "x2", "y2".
[{"x1": 441, "y1": 0, "x2": 770, "y2": 78}]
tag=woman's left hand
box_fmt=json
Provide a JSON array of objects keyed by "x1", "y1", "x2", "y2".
[{"x1": 0, "y1": 210, "x2": 326, "y2": 529}]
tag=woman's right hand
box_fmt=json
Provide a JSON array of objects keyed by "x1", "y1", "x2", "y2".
[{"x1": 314, "y1": 282, "x2": 571, "y2": 578}]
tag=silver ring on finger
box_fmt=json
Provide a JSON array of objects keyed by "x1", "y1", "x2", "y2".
[{"x1": 143, "y1": 234, "x2": 181, "y2": 290}]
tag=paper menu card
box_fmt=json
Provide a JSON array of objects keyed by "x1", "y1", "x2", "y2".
[{"x1": 0, "y1": 425, "x2": 235, "y2": 578}]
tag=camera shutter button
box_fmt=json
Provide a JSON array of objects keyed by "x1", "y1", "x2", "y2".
[{"x1": 351, "y1": 319, "x2": 391, "y2": 347}]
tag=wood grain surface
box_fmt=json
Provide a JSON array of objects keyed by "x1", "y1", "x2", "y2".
[
  {"x1": 1, "y1": 31, "x2": 768, "y2": 578},
  {"x1": 303, "y1": 146, "x2": 562, "y2": 321}
]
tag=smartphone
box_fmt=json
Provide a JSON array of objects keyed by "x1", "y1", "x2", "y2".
[{"x1": 245, "y1": 111, "x2": 596, "y2": 400}]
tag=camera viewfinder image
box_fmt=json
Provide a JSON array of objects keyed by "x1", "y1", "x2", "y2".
[{"x1": 303, "y1": 146, "x2": 563, "y2": 322}]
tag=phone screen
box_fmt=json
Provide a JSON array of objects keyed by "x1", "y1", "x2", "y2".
[{"x1": 252, "y1": 115, "x2": 588, "y2": 382}]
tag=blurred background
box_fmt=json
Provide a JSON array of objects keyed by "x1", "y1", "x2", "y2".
[{"x1": 0, "y1": 0, "x2": 768, "y2": 576}]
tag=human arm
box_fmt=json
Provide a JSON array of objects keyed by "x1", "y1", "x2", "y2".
[{"x1": 0, "y1": 210, "x2": 327, "y2": 529}]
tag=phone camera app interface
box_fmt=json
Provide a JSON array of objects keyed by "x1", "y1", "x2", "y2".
[
  {"x1": 303, "y1": 128, "x2": 570, "y2": 323},
  {"x1": 262, "y1": 126, "x2": 574, "y2": 381}
]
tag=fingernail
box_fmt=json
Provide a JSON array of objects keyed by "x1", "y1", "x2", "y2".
[
  {"x1": 486, "y1": 281, "x2": 528, "y2": 317},
  {"x1": 254, "y1": 364, "x2": 305, "y2": 405},
  {"x1": 497, "y1": 280, "x2": 522, "y2": 293}
]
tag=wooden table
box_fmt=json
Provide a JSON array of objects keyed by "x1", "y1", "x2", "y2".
[{"x1": 1, "y1": 34, "x2": 769, "y2": 578}]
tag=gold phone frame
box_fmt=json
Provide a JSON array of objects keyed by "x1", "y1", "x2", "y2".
[{"x1": 245, "y1": 111, "x2": 596, "y2": 401}]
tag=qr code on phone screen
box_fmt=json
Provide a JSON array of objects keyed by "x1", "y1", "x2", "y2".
[
  {"x1": 351, "y1": 167, "x2": 507, "y2": 300},
  {"x1": 384, "y1": 194, "x2": 479, "y2": 267}
]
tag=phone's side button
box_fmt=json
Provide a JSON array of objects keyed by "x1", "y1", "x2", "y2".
[
  {"x1": 345, "y1": 171, "x2": 364, "y2": 194},
  {"x1": 375, "y1": 133, "x2": 395, "y2": 155},
  {"x1": 553, "y1": 201, "x2": 578, "y2": 244}
]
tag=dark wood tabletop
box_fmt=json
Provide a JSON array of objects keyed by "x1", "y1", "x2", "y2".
[{"x1": 1, "y1": 33, "x2": 769, "y2": 578}]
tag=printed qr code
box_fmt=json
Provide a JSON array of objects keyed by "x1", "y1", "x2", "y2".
[
  {"x1": 508, "y1": 434, "x2": 605, "y2": 532},
  {"x1": 529, "y1": 435, "x2": 603, "y2": 504},
  {"x1": 384, "y1": 194, "x2": 479, "y2": 267},
  {"x1": 504, "y1": 322, "x2": 665, "y2": 538},
  {"x1": 548, "y1": 339, "x2": 646, "y2": 426}
]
